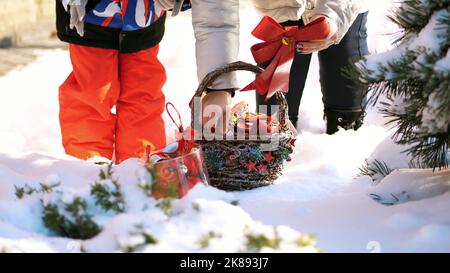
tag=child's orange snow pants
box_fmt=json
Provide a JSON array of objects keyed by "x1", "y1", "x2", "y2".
[{"x1": 59, "y1": 44, "x2": 167, "y2": 163}]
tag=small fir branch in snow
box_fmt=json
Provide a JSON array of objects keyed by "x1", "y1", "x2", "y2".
[
  {"x1": 244, "y1": 228, "x2": 320, "y2": 252},
  {"x1": 41, "y1": 165, "x2": 124, "y2": 239},
  {"x1": 42, "y1": 197, "x2": 101, "y2": 239},
  {"x1": 198, "y1": 231, "x2": 223, "y2": 248},
  {"x1": 15, "y1": 182, "x2": 61, "y2": 199},
  {"x1": 91, "y1": 181, "x2": 125, "y2": 213},
  {"x1": 91, "y1": 163, "x2": 125, "y2": 213},
  {"x1": 358, "y1": 159, "x2": 394, "y2": 183},
  {"x1": 295, "y1": 234, "x2": 318, "y2": 249},
  {"x1": 122, "y1": 232, "x2": 158, "y2": 253},
  {"x1": 121, "y1": 224, "x2": 158, "y2": 253},
  {"x1": 156, "y1": 198, "x2": 174, "y2": 217},
  {"x1": 139, "y1": 165, "x2": 157, "y2": 197},
  {"x1": 40, "y1": 182, "x2": 61, "y2": 194},
  {"x1": 244, "y1": 229, "x2": 281, "y2": 252},
  {"x1": 15, "y1": 185, "x2": 35, "y2": 199},
  {"x1": 99, "y1": 163, "x2": 114, "y2": 180}
]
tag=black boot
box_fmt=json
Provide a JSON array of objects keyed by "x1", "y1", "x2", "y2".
[{"x1": 324, "y1": 108, "x2": 365, "y2": 135}]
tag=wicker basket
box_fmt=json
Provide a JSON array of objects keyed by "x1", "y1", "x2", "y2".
[{"x1": 190, "y1": 61, "x2": 295, "y2": 191}]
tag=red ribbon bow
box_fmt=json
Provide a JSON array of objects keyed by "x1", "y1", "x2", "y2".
[{"x1": 242, "y1": 16, "x2": 331, "y2": 100}]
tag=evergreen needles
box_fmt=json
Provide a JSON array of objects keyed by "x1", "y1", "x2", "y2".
[{"x1": 351, "y1": 0, "x2": 450, "y2": 169}]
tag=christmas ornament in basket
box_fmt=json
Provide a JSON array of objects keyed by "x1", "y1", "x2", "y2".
[
  {"x1": 190, "y1": 61, "x2": 297, "y2": 191},
  {"x1": 147, "y1": 103, "x2": 209, "y2": 199}
]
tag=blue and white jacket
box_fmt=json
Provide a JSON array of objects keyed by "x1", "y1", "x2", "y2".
[{"x1": 56, "y1": 0, "x2": 174, "y2": 53}]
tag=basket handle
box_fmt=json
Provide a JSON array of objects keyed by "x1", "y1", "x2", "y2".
[{"x1": 190, "y1": 61, "x2": 289, "y2": 131}]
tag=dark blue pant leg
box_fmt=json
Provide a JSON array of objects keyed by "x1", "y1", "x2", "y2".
[
  {"x1": 319, "y1": 12, "x2": 369, "y2": 110},
  {"x1": 319, "y1": 12, "x2": 369, "y2": 133},
  {"x1": 285, "y1": 52, "x2": 312, "y2": 125}
]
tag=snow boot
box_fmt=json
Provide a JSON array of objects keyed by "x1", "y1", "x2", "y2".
[{"x1": 324, "y1": 107, "x2": 365, "y2": 135}]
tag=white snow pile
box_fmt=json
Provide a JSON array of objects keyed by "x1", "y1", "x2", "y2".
[
  {"x1": 0, "y1": 160, "x2": 318, "y2": 253},
  {"x1": 0, "y1": 0, "x2": 450, "y2": 253}
]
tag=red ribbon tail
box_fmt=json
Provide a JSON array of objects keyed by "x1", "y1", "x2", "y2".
[
  {"x1": 242, "y1": 16, "x2": 331, "y2": 101},
  {"x1": 241, "y1": 82, "x2": 256, "y2": 92},
  {"x1": 241, "y1": 80, "x2": 268, "y2": 97}
]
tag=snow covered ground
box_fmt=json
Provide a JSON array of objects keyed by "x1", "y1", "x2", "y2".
[{"x1": 1, "y1": 0, "x2": 450, "y2": 253}]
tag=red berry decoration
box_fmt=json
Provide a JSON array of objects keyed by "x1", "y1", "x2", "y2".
[
  {"x1": 247, "y1": 161, "x2": 257, "y2": 172},
  {"x1": 258, "y1": 164, "x2": 268, "y2": 175},
  {"x1": 264, "y1": 152, "x2": 275, "y2": 163},
  {"x1": 290, "y1": 138, "x2": 297, "y2": 147}
]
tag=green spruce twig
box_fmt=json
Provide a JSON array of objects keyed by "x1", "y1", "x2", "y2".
[
  {"x1": 91, "y1": 163, "x2": 126, "y2": 213},
  {"x1": 358, "y1": 159, "x2": 394, "y2": 183},
  {"x1": 42, "y1": 197, "x2": 101, "y2": 240},
  {"x1": 15, "y1": 182, "x2": 61, "y2": 199}
]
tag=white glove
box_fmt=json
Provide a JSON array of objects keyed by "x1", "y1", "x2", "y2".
[
  {"x1": 155, "y1": 0, "x2": 185, "y2": 17},
  {"x1": 155, "y1": 0, "x2": 175, "y2": 10},
  {"x1": 62, "y1": 0, "x2": 88, "y2": 37}
]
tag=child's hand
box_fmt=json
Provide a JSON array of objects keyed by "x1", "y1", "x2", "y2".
[
  {"x1": 62, "y1": 0, "x2": 88, "y2": 37},
  {"x1": 297, "y1": 15, "x2": 338, "y2": 54},
  {"x1": 201, "y1": 91, "x2": 232, "y2": 137},
  {"x1": 155, "y1": 0, "x2": 175, "y2": 10}
]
